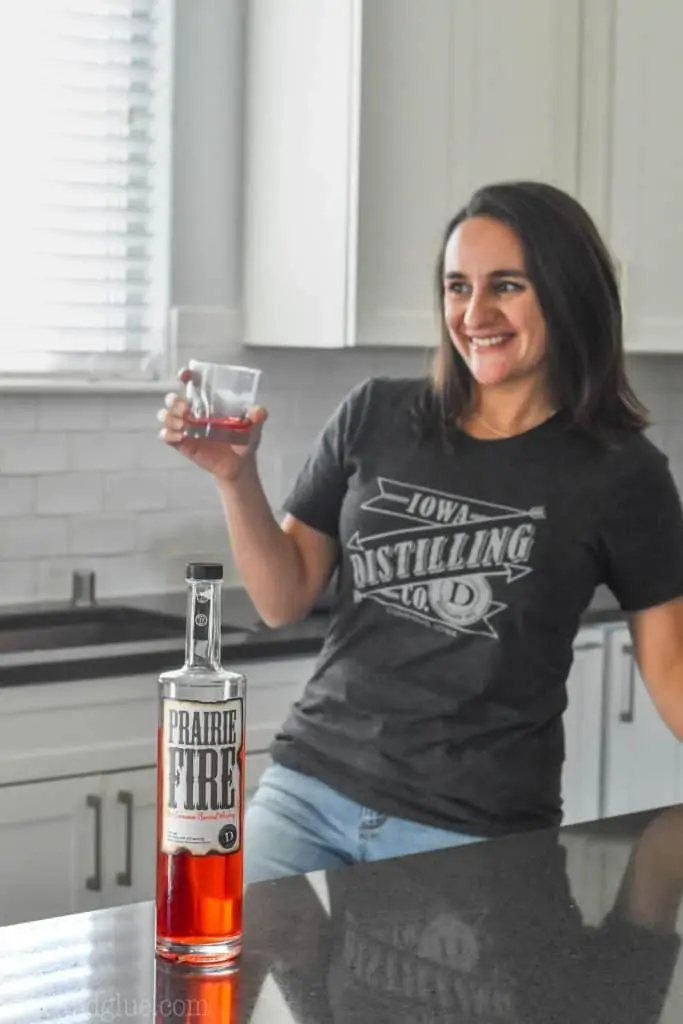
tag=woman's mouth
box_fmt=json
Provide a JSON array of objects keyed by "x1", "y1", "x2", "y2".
[{"x1": 467, "y1": 333, "x2": 515, "y2": 349}]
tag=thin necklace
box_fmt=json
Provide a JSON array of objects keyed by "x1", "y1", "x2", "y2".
[{"x1": 475, "y1": 410, "x2": 556, "y2": 439}]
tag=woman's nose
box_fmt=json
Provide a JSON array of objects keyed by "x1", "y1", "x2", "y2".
[{"x1": 463, "y1": 288, "x2": 495, "y2": 328}]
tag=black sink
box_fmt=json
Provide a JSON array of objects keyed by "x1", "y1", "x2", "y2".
[{"x1": 0, "y1": 606, "x2": 189, "y2": 653}]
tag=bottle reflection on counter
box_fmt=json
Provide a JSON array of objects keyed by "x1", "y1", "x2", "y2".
[{"x1": 155, "y1": 958, "x2": 240, "y2": 1024}]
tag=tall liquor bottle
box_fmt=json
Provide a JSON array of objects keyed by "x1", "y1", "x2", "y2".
[{"x1": 155, "y1": 562, "x2": 246, "y2": 966}]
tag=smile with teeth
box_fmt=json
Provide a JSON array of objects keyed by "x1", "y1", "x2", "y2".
[{"x1": 467, "y1": 334, "x2": 514, "y2": 349}]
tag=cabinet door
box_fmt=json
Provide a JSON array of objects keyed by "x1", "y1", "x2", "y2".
[
  {"x1": 102, "y1": 767, "x2": 157, "y2": 909},
  {"x1": 243, "y1": 0, "x2": 360, "y2": 349},
  {"x1": 562, "y1": 629, "x2": 605, "y2": 825},
  {"x1": 602, "y1": 627, "x2": 679, "y2": 818},
  {"x1": 357, "y1": 0, "x2": 582, "y2": 348},
  {"x1": 598, "y1": 0, "x2": 683, "y2": 352},
  {"x1": 0, "y1": 775, "x2": 103, "y2": 926},
  {"x1": 449, "y1": 0, "x2": 581, "y2": 201}
]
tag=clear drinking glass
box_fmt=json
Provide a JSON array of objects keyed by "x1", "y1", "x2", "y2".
[{"x1": 182, "y1": 360, "x2": 262, "y2": 443}]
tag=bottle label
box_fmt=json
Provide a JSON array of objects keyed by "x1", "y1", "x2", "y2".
[{"x1": 160, "y1": 697, "x2": 244, "y2": 856}]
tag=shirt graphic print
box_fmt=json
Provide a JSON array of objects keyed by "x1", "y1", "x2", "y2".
[{"x1": 347, "y1": 477, "x2": 545, "y2": 639}]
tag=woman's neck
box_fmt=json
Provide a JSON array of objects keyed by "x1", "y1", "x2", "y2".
[{"x1": 465, "y1": 381, "x2": 556, "y2": 439}]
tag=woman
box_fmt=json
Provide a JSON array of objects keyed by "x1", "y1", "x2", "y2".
[{"x1": 158, "y1": 181, "x2": 683, "y2": 884}]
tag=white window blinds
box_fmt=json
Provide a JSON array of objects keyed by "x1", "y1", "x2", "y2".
[{"x1": 0, "y1": 0, "x2": 172, "y2": 379}]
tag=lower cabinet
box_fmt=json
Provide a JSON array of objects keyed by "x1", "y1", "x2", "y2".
[
  {"x1": 601, "y1": 625, "x2": 681, "y2": 818},
  {"x1": 0, "y1": 767, "x2": 155, "y2": 927},
  {"x1": 561, "y1": 628, "x2": 605, "y2": 825}
]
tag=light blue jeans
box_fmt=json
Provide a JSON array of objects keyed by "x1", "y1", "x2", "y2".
[{"x1": 244, "y1": 761, "x2": 486, "y2": 885}]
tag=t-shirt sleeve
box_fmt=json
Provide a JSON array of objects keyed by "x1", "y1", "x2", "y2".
[
  {"x1": 280, "y1": 378, "x2": 371, "y2": 540},
  {"x1": 597, "y1": 440, "x2": 683, "y2": 612}
]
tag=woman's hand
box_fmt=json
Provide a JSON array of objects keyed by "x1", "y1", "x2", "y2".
[{"x1": 157, "y1": 376, "x2": 268, "y2": 482}]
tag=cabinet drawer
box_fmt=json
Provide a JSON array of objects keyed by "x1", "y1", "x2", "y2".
[
  {"x1": 0, "y1": 655, "x2": 317, "y2": 785},
  {"x1": 0, "y1": 674, "x2": 158, "y2": 785}
]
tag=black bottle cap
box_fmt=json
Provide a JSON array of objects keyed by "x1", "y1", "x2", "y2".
[{"x1": 186, "y1": 562, "x2": 223, "y2": 581}]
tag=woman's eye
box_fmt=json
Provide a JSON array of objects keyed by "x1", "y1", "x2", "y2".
[
  {"x1": 496, "y1": 281, "x2": 523, "y2": 294},
  {"x1": 447, "y1": 282, "x2": 469, "y2": 296}
]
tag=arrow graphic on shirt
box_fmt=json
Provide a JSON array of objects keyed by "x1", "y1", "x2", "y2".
[{"x1": 362, "y1": 477, "x2": 546, "y2": 528}]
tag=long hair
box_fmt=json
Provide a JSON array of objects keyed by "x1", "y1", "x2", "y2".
[{"x1": 418, "y1": 181, "x2": 648, "y2": 443}]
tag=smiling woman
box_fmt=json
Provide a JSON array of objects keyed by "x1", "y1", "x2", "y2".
[{"x1": 158, "y1": 179, "x2": 683, "y2": 886}]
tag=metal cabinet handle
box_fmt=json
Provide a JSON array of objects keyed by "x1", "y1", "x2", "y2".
[
  {"x1": 619, "y1": 643, "x2": 635, "y2": 723},
  {"x1": 573, "y1": 642, "x2": 602, "y2": 652},
  {"x1": 116, "y1": 790, "x2": 134, "y2": 887},
  {"x1": 86, "y1": 794, "x2": 102, "y2": 892}
]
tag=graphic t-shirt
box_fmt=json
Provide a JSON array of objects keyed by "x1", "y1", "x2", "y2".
[{"x1": 270, "y1": 377, "x2": 683, "y2": 835}]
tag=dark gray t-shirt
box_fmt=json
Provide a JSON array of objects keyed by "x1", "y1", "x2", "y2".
[{"x1": 270, "y1": 377, "x2": 683, "y2": 835}]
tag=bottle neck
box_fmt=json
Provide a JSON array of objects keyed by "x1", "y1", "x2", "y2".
[{"x1": 185, "y1": 579, "x2": 222, "y2": 670}]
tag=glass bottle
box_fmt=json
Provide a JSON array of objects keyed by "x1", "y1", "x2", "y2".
[{"x1": 155, "y1": 562, "x2": 246, "y2": 966}]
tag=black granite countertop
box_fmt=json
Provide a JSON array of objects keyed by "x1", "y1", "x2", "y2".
[
  {"x1": 0, "y1": 583, "x2": 625, "y2": 687},
  {"x1": 0, "y1": 586, "x2": 330, "y2": 687},
  {"x1": 2, "y1": 804, "x2": 683, "y2": 1022}
]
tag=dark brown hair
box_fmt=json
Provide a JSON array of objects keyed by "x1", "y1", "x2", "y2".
[{"x1": 419, "y1": 180, "x2": 648, "y2": 442}]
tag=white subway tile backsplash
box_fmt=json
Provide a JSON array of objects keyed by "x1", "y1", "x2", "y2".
[
  {"x1": 106, "y1": 395, "x2": 164, "y2": 431},
  {"x1": 165, "y1": 467, "x2": 219, "y2": 510},
  {"x1": 0, "y1": 346, "x2": 681, "y2": 605},
  {"x1": 67, "y1": 515, "x2": 138, "y2": 556},
  {"x1": 0, "y1": 518, "x2": 69, "y2": 560},
  {"x1": 0, "y1": 561, "x2": 39, "y2": 605},
  {"x1": 0, "y1": 433, "x2": 68, "y2": 475},
  {"x1": 104, "y1": 471, "x2": 167, "y2": 512},
  {"x1": 36, "y1": 474, "x2": 104, "y2": 515},
  {"x1": 0, "y1": 397, "x2": 37, "y2": 433},
  {"x1": 135, "y1": 509, "x2": 228, "y2": 558},
  {"x1": 0, "y1": 477, "x2": 36, "y2": 517},
  {"x1": 36, "y1": 396, "x2": 106, "y2": 432},
  {"x1": 67, "y1": 432, "x2": 141, "y2": 472}
]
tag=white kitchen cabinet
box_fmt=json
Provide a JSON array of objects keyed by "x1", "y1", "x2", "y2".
[
  {"x1": 602, "y1": 626, "x2": 680, "y2": 818},
  {"x1": 0, "y1": 776, "x2": 102, "y2": 927},
  {"x1": 0, "y1": 768, "x2": 159, "y2": 927},
  {"x1": 102, "y1": 767, "x2": 157, "y2": 909},
  {"x1": 561, "y1": 628, "x2": 606, "y2": 826},
  {"x1": 242, "y1": 0, "x2": 582, "y2": 350},
  {"x1": 580, "y1": 0, "x2": 683, "y2": 353}
]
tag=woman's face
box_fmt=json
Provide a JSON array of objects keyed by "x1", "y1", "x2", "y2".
[{"x1": 442, "y1": 216, "x2": 549, "y2": 390}]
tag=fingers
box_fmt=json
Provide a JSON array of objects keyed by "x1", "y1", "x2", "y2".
[
  {"x1": 165, "y1": 390, "x2": 189, "y2": 415},
  {"x1": 157, "y1": 390, "x2": 189, "y2": 443}
]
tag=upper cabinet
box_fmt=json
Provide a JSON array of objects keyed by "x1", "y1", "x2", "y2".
[
  {"x1": 579, "y1": 0, "x2": 683, "y2": 353},
  {"x1": 241, "y1": 0, "x2": 582, "y2": 349}
]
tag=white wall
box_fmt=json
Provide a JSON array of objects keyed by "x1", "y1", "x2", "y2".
[{"x1": 0, "y1": 2, "x2": 680, "y2": 607}]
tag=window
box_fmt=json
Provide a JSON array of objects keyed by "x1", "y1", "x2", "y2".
[{"x1": 0, "y1": 0, "x2": 173, "y2": 380}]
